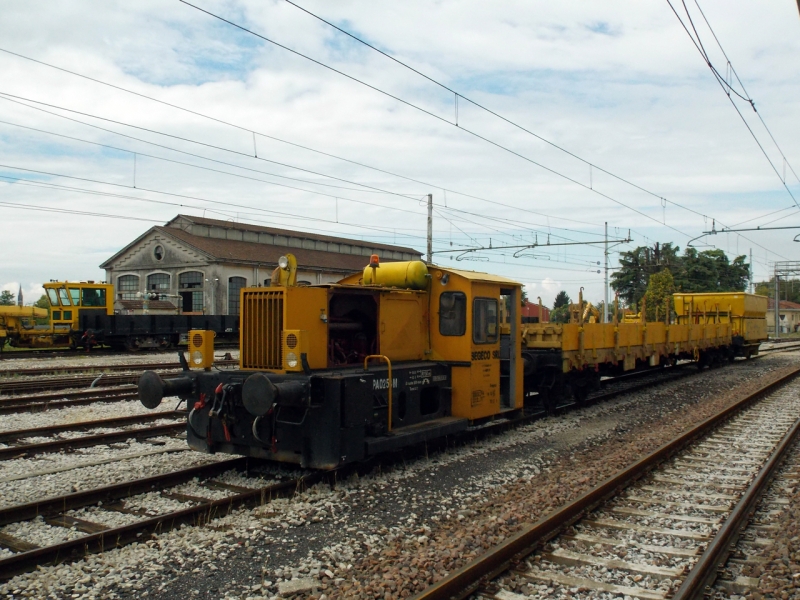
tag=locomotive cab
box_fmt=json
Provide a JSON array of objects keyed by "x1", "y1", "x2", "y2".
[{"x1": 139, "y1": 255, "x2": 525, "y2": 469}]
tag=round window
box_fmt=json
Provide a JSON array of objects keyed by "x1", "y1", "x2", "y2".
[{"x1": 153, "y1": 245, "x2": 164, "y2": 261}]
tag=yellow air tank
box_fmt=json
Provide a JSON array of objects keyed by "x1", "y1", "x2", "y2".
[{"x1": 362, "y1": 260, "x2": 430, "y2": 290}]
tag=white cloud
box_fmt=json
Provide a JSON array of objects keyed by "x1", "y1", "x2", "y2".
[{"x1": 0, "y1": 0, "x2": 798, "y2": 301}]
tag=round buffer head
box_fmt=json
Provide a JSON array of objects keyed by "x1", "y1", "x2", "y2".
[{"x1": 242, "y1": 373, "x2": 277, "y2": 417}]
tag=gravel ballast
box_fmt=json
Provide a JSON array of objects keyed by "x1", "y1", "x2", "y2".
[{"x1": 0, "y1": 352, "x2": 797, "y2": 599}]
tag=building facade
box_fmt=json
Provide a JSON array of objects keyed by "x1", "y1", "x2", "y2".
[
  {"x1": 767, "y1": 299, "x2": 800, "y2": 334},
  {"x1": 521, "y1": 300, "x2": 550, "y2": 323},
  {"x1": 101, "y1": 215, "x2": 422, "y2": 315}
]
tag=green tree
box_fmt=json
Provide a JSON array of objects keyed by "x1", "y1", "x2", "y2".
[
  {"x1": 754, "y1": 278, "x2": 800, "y2": 303},
  {"x1": 611, "y1": 242, "x2": 682, "y2": 307},
  {"x1": 553, "y1": 291, "x2": 570, "y2": 309},
  {"x1": 643, "y1": 270, "x2": 676, "y2": 321},
  {"x1": 612, "y1": 242, "x2": 748, "y2": 307},
  {"x1": 0, "y1": 291, "x2": 14, "y2": 306},
  {"x1": 34, "y1": 294, "x2": 50, "y2": 325},
  {"x1": 551, "y1": 291, "x2": 571, "y2": 323}
]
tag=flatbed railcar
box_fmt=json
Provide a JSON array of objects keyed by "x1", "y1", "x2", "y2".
[{"x1": 138, "y1": 255, "x2": 768, "y2": 469}]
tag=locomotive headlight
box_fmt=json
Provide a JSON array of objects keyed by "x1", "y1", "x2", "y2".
[
  {"x1": 192, "y1": 350, "x2": 204, "y2": 365},
  {"x1": 278, "y1": 255, "x2": 289, "y2": 270},
  {"x1": 286, "y1": 352, "x2": 298, "y2": 368}
]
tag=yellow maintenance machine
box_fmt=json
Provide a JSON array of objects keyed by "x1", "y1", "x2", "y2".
[
  {"x1": 0, "y1": 305, "x2": 49, "y2": 352},
  {"x1": 138, "y1": 254, "x2": 767, "y2": 469},
  {"x1": 5, "y1": 281, "x2": 114, "y2": 349}
]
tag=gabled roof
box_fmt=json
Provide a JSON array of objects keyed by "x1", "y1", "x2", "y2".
[
  {"x1": 166, "y1": 215, "x2": 419, "y2": 255},
  {"x1": 101, "y1": 215, "x2": 422, "y2": 272},
  {"x1": 161, "y1": 226, "x2": 376, "y2": 273},
  {"x1": 768, "y1": 299, "x2": 800, "y2": 310}
]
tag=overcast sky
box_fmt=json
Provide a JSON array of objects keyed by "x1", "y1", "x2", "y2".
[{"x1": 2, "y1": 0, "x2": 799, "y2": 306}]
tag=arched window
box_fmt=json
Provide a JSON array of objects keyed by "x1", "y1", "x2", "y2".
[
  {"x1": 146, "y1": 273, "x2": 170, "y2": 293},
  {"x1": 179, "y1": 271, "x2": 204, "y2": 313},
  {"x1": 228, "y1": 277, "x2": 247, "y2": 315},
  {"x1": 117, "y1": 275, "x2": 139, "y2": 300}
]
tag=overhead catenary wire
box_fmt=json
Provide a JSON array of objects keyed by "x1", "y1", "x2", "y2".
[
  {"x1": 178, "y1": 0, "x2": 703, "y2": 242},
  {"x1": 0, "y1": 46, "x2": 607, "y2": 232},
  {"x1": 176, "y1": 0, "x2": 790, "y2": 263},
  {"x1": 0, "y1": 166, "x2": 432, "y2": 243},
  {"x1": 0, "y1": 118, "x2": 432, "y2": 219},
  {"x1": 0, "y1": 91, "x2": 601, "y2": 240},
  {"x1": 664, "y1": 0, "x2": 800, "y2": 208},
  {"x1": 0, "y1": 35, "x2": 787, "y2": 264},
  {"x1": 0, "y1": 43, "x2": 788, "y2": 265},
  {"x1": 691, "y1": 0, "x2": 800, "y2": 188},
  {"x1": 282, "y1": 0, "x2": 723, "y2": 225}
]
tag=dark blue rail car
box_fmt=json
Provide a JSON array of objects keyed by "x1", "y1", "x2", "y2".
[{"x1": 77, "y1": 311, "x2": 239, "y2": 350}]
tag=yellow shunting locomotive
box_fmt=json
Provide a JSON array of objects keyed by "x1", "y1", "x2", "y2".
[{"x1": 138, "y1": 255, "x2": 768, "y2": 469}]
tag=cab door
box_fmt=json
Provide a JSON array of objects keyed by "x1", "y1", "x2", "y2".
[{"x1": 469, "y1": 286, "x2": 502, "y2": 419}]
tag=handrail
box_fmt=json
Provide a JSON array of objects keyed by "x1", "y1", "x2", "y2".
[{"x1": 364, "y1": 354, "x2": 393, "y2": 432}]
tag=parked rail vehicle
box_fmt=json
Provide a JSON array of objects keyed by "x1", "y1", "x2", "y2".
[
  {"x1": 137, "y1": 254, "x2": 768, "y2": 469},
  {"x1": 0, "y1": 306, "x2": 48, "y2": 353},
  {"x1": 4, "y1": 281, "x2": 238, "y2": 351}
]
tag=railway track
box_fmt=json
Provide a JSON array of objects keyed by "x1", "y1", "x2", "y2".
[
  {"x1": 708, "y1": 434, "x2": 800, "y2": 597},
  {"x1": 0, "y1": 372, "x2": 181, "y2": 395},
  {"x1": 0, "y1": 358, "x2": 237, "y2": 378},
  {"x1": 0, "y1": 353, "x2": 796, "y2": 584},
  {"x1": 0, "y1": 456, "x2": 336, "y2": 581},
  {"x1": 0, "y1": 387, "x2": 140, "y2": 415},
  {"x1": 0, "y1": 385, "x2": 139, "y2": 415},
  {"x1": 0, "y1": 346, "x2": 239, "y2": 361},
  {"x1": 0, "y1": 411, "x2": 187, "y2": 460},
  {"x1": 411, "y1": 366, "x2": 800, "y2": 600}
]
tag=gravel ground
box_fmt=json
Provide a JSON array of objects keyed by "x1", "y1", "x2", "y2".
[
  {"x1": 0, "y1": 351, "x2": 238, "y2": 373},
  {"x1": 0, "y1": 352, "x2": 797, "y2": 599},
  {"x1": 0, "y1": 435, "x2": 231, "y2": 509},
  {"x1": 0, "y1": 398, "x2": 179, "y2": 433}
]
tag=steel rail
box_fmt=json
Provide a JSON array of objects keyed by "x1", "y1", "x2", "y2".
[
  {"x1": 0, "y1": 422, "x2": 185, "y2": 460},
  {"x1": 0, "y1": 372, "x2": 182, "y2": 394},
  {"x1": 673, "y1": 410, "x2": 800, "y2": 598},
  {"x1": 410, "y1": 365, "x2": 800, "y2": 600},
  {"x1": 0, "y1": 385, "x2": 137, "y2": 404},
  {"x1": 0, "y1": 410, "x2": 186, "y2": 443},
  {"x1": 0, "y1": 390, "x2": 140, "y2": 415},
  {"x1": 0, "y1": 458, "x2": 245, "y2": 527},
  {"x1": 1, "y1": 359, "x2": 237, "y2": 377}
]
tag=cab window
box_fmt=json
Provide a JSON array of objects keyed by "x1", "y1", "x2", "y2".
[
  {"x1": 69, "y1": 288, "x2": 81, "y2": 306},
  {"x1": 58, "y1": 288, "x2": 71, "y2": 305},
  {"x1": 46, "y1": 289, "x2": 59, "y2": 306},
  {"x1": 473, "y1": 298, "x2": 498, "y2": 344},
  {"x1": 52, "y1": 310, "x2": 62, "y2": 320},
  {"x1": 439, "y1": 292, "x2": 466, "y2": 336},
  {"x1": 82, "y1": 288, "x2": 106, "y2": 307},
  {"x1": 63, "y1": 310, "x2": 73, "y2": 321}
]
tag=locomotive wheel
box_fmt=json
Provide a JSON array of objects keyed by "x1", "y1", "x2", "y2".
[
  {"x1": 538, "y1": 388, "x2": 558, "y2": 416},
  {"x1": 125, "y1": 338, "x2": 141, "y2": 352},
  {"x1": 571, "y1": 382, "x2": 590, "y2": 405}
]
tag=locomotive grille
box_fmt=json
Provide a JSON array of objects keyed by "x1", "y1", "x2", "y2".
[{"x1": 241, "y1": 289, "x2": 284, "y2": 369}]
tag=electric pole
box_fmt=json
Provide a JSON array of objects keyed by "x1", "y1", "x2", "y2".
[
  {"x1": 774, "y1": 265, "x2": 780, "y2": 339},
  {"x1": 604, "y1": 222, "x2": 609, "y2": 323},
  {"x1": 426, "y1": 193, "x2": 433, "y2": 265}
]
